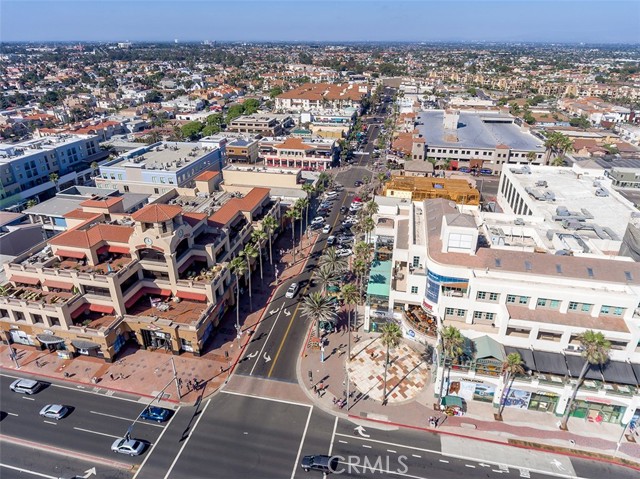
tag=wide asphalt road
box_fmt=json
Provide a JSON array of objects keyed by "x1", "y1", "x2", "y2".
[{"x1": 1, "y1": 372, "x2": 173, "y2": 473}]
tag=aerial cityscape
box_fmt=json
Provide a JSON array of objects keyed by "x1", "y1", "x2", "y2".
[{"x1": 1, "y1": 1, "x2": 640, "y2": 478}]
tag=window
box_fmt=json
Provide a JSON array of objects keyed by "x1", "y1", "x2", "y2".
[
  {"x1": 519, "y1": 296, "x2": 530, "y2": 305},
  {"x1": 33, "y1": 314, "x2": 44, "y2": 324},
  {"x1": 486, "y1": 312, "x2": 495, "y2": 321},
  {"x1": 473, "y1": 311, "x2": 483, "y2": 319},
  {"x1": 600, "y1": 305, "x2": 610, "y2": 314},
  {"x1": 549, "y1": 300, "x2": 560, "y2": 309},
  {"x1": 537, "y1": 330, "x2": 562, "y2": 342},
  {"x1": 477, "y1": 291, "x2": 487, "y2": 300},
  {"x1": 412, "y1": 256, "x2": 420, "y2": 267},
  {"x1": 568, "y1": 302, "x2": 578, "y2": 311},
  {"x1": 614, "y1": 307, "x2": 624, "y2": 316},
  {"x1": 537, "y1": 298, "x2": 548, "y2": 307},
  {"x1": 410, "y1": 286, "x2": 419, "y2": 294},
  {"x1": 581, "y1": 303, "x2": 592, "y2": 312},
  {"x1": 48, "y1": 316, "x2": 60, "y2": 326},
  {"x1": 456, "y1": 309, "x2": 466, "y2": 317},
  {"x1": 507, "y1": 294, "x2": 516, "y2": 303},
  {"x1": 489, "y1": 292, "x2": 499, "y2": 301},
  {"x1": 445, "y1": 307, "x2": 454, "y2": 315}
]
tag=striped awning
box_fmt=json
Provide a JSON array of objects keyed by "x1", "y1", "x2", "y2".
[
  {"x1": 10, "y1": 275, "x2": 40, "y2": 286},
  {"x1": 176, "y1": 291, "x2": 207, "y2": 302},
  {"x1": 43, "y1": 279, "x2": 74, "y2": 290},
  {"x1": 55, "y1": 249, "x2": 86, "y2": 259}
]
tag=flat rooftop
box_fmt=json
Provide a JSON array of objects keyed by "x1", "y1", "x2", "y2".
[
  {"x1": 0, "y1": 134, "x2": 93, "y2": 161},
  {"x1": 508, "y1": 166, "x2": 636, "y2": 241},
  {"x1": 223, "y1": 164, "x2": 301, "y2": 175},
  {"x1": 109, "y1": 143, "x2": 216, "y2": 172},
  {"x1": 416, "y1": 111, "x2": 544, "y2": 152}
]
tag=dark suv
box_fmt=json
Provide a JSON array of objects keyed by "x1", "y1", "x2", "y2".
[{"x1": 301, "y1": 455, "x2": 339, "y2": 473}]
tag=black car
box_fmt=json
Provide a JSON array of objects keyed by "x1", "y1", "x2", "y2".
[
  {"x1": 354, "y1": 180, "x2": 363, "y2": 187},
  {"x1": 301, "y1": 455, "x2": 339, "y2": 473},
  {"x1": 340, "y1": 206, "x2": 348, "y2": 214}
]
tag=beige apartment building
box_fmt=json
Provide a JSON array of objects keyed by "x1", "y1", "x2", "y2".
[{"x1": 0, "y1": 188, "x2": 280, "y2": 362}]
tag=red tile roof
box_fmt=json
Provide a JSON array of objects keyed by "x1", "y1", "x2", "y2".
[
  {"x1": 182, "y1": 212, "x2": 207, "y2": 227},
  {"x1": 49, "y1": 224, "x2": 134, "y2": 248},
  {"x1": 274, "y1": 137, "x2": 313, "y2": 150},
  {"x1": 131, "y1": 204, "x2": 182, "y2": 223},
  {"x1": 195, "y1": 170, "x2": 220, "y2": 181},
  {"x1": 208, "y1": 188, "x2": 269, "y2": 228},
  {"x1": 63, "y1": 209, "x2": 102, "y2": 220},
  {"x1": 80, "y1": 196, "x2": 124, "y2": 209}
]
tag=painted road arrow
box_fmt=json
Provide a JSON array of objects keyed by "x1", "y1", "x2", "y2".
[
  {"x1": 263, "y1": 353, "x2": 271, "y2": 363},
  {"x1": 354, "y1": 425, "x2": 370, "y2": 438}
]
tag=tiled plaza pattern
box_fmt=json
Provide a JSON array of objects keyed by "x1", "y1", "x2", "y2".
[{"x1": 347, "y1": 340, "x2": 429, "y2": 403}]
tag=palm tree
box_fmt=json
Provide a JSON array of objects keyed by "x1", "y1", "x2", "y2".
[
  {"x1": 525, "y1": 151, "x2": 537, "y2": 164},
  {"x1": 296, "y1": 197, "x2": 309, "y2": 242},
  {"x1": 252, "y1": 230, "x2": 267, "y2": 284},
  {"x1": 262, "y1": 215, "x2": 278, "y2": 266},
  {"x1": 229, "y1": 256, "x2": 247, "y2": 339},
  {"x1": 319, "y1": 247, "x2": 347, "y2": 274},
  {"x1": 25, "y1": 199, "x2": 38, "y2": 209},
  {"x1": 439, "y1": 326, "x2": 465, "y2": 400},
  {"x1": 90, "y1": 161, "x2": 99, "y2": 177},
  {"x1": 381, "y1": 321, "x2": 403, "y2": 403},
  {"x1": 284, "y1": 209, "x2": 297, "y2": 264},
  {"x1": 365, "y1": 199, "x2": 379, "y2": 217},
  {"x1": 49, "y1": 173, "x2": 60, "y2": 192},
  {"x1": 496, "y1": 352, "x2": 525, "y2": 420},
  {"x1": 301, "y1": 291, "x2": 336, "y2": 338},
  {"x1": 353, "y1": 258, "x2": 367, "y2": 298},
  {"x1": 294, "y1": 204, "x2": 303, "y2": 251},
  {"x1": 559, "y1": 330, "x2": 611, "y2": 430},
  {"x1": 312, "y1": 264, "x2": 338, "y2": 295},
  {"x1": 341, "y1": 283, "x2": 359, "y2": 359},
  {"x1": 361, "y1": 216, "x2": 375, "y2": 244},
  {"x1": 240, "y1": 244, "x2": 258, "y2": 311}
]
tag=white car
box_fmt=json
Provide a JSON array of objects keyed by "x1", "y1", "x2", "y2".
[
  {"x1": 39, "y1": 404, "x2": 69, "y2": 420},
  {"x1": 285, "y1": 282, "x2": 299, "y2": 299},
  {"x1": 342, "y1": 218, "x2": 357, "y2": 226},
  {"x1": 111, "y1": 437, "x2": 146, "y2": 456},
  {"x1": 322, "y1": 224, "x2": 331, "y2": 234},
  {"x1": 327, "y1": 235, "x2": 336, "y2": 246},
  {"x1": 10, "y1": 378, "x2": 42, "y2": 395},
  {"x1": 311, "y1": 216, "x2": 325, "y2": 225},
  {"x1": 336, "y1": 248, "x2": 353, "y2": 258}
]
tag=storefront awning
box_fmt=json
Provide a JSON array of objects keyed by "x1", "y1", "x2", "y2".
[
  {"x1": 36, "y1": 334, "x2": 65, "y2": 345},
  {"x1": 441, "y1": 395, "x2": 464, "y2": 408},
  {"x1": 44, "y1": 279, "x2": 74, "y2": 290},
  {"x1": 504, "y1": 346, "x2": 536, "y2": 372},
  {"x1": 601, "y1": 360, "x2": 638, "y2": 386},
  {"x1": 143, "y1": 287, "x2": 172, "y2": 297},
  {"x1": 71, "y1": 303, "x2": 90, "y2": 319},
  {"x1": 532, "y1": 350, "x2": 569, "y2": 376},
  {"x1": 176, "y1": 291, "x2": 207, "y2": 302},
  {"x1": 71, "y1": 339, "x2": 101, "y2": 350},
  {"x1": 89, "y1": 304, "x2": 115, "y2": 314},
  {"x1": 55, "y1": 249, "x2": 86, "y2": 259},
  {"x1": 10, "y1": 275, "x2": 40, "y2": 286},
  {"x1": 564, "y1": 353, "x2": 603, "y2": 381},
  {"x1": 106, "y1": 245, "x2": 130, "y2": 255},
  {"x1": 124, "y1": 290, "x2": 144, "y2": 309}
]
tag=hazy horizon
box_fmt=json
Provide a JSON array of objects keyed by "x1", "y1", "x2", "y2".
[{"x1": 1, "y1": 1, "x2": 639, "y2": 44}]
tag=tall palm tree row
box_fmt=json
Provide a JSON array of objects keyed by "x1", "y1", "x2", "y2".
[
  {"x1": 296, "y1": 198, "x2": 308, "y2": 243},
  {"x1": 240, "y1": 243, "x2": 258, "y2": 311},
  {"x1": 559, "y1": 330, "x2": 611, "y2": 430},
  {"x1": 319, "y1": 247, "x2": 348, "y2": 275},
  {"x1": 381, "y1": 322, "x2": 403, "y2": 403},
  {"x1": 228, "y1": 256, "x2": 247, "y2": 338},
  {"x1": 261, "y1": 215, "x2": 278, "y2": 266},
  {"x1": 284, "y1": 208, "x2": 297, "y2": 264},
  {"x1": 496, "y1": 352, "x2": 525, "y2": 420},
  {"x1": 251, "y1": 229, "x2": 268, "y2": 284},
  {"x1": 439, "y1": 326, "x2": 465, "y2": 400},
  {"x1": 300, "y1": 291, "x2": 337, "y2": 338},
  {"x1": 341, "y1": 283, "x2": 359, "y2": 359},
  {"x1": 312, "y1": 264, "x2": 338, "y2": 295}
]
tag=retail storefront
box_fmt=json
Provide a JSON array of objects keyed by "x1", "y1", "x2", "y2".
[{"x1": 570, "y1": 398, "x2": 626, "y2": 424}]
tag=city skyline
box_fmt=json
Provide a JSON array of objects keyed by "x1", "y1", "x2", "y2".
[{"x1": 1, "y1": 0, "x2": 639, "y2": 44}]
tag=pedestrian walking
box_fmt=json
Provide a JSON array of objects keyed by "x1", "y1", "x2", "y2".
[
  {"x1": 187, "y1": 379, "x2": 193, "y2": 391},
  {"x1": 109, "y1": 373, "x2": 114, "y2": 380},
  {"x1": 220, "y1": 366, "x2": 224, "y2": 374},
  {"x1": 35, "y1": 359, "x2": 40, "y2": 368},
  {"x1": 312, "y1": 384, "x2": 317, "y2": 393}
]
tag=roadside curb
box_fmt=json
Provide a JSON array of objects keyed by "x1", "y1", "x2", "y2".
[{"x1": 1, "y1": 434, "x2": 134, "y2": 470}]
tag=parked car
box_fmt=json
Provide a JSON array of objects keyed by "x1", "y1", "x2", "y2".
[
  {"x1": 354, "y1": 180, "x2": 363, "y2": 187},
  {"x1": 327, "y1": 235, "x2": 336, "y2": 246},
  {"x1": 10, "y1": 379, "x2": 42, "y2": 395},
  {"x1": 111, "y1": 437, "x2": 146, "y2": 456},
  {"x1": 340, "y1": 206, "x2": 348, "y2": 214},
  {"x1": 39, "y1": 404, "x2": 69, "y2": 420},
  {"x1": 336, "y1": 248, "x2": 353, "y2": 257},
  {"x1": 301, "y1": 455, "x2": 339, "y2": 473},
  {"x1": 311, "y1": 216, "x2": 325, "y2": 226},
  {"x1": 458, "y1": 167, "x2": 470, "y2": 173},
  {"x1": 480, "y1": 168, "x2": 493, "y2": 175},
  {"x1": 341, "y1": 218, "x2": 357, "y2": 226},
  {"x1": 322, "y1": 224, "x2": 331, "y2": 234},
  {"x1": 285, "y1": 282, "x2": 300, "y2": 299},
  {"x1": 139, "y1": 406, "x2": 172, "y2": 423}
]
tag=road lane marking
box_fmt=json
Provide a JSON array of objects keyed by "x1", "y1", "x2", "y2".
[
  {"x1": 362, "y1": 444, "x2": 372, "y2": 448},
  {"x1": 21, "y1": 397, "x2": 35, "y2": 401},
  {"x1": 334, "y1": 432, "x2": 588, "y2": 479},
  {"x1": 220, "y1": 389, "x2": 312, "y2": 408},
  {"x1": 439, "y1": 459, "x2": 449, "y2": 463},
  {"x1": 289, "y1": 406, "x2": 313, "y2": 479},
  {"x1": 6, "y1": 412, "x2": 18, "y2": 417},
  {"x1": 249, "y1": 300, "x2": 284, "y2": 376},
  {"x1": 73, "y1": 427, "x2": 122, "y2": 439},
  {"x1": 387, "y1": 449, "x2": 397, "y2": 453},
  {"x1": 465, "y1": 464, "x2": 476, "y2": 468},
  {"x1": 163, "y1": 398, "x2": 212, "y2": 479},
  {"x1": 133, "y1": 399, "x2": 181, "y2": 479},
  {"x1": 339, "y1": 440, "x2": 348, "y2": 444},
  {"x1": 328, "y1": 416, "x2": 338, "y2": 456},
  {"x1": 0, "y1": 463, "x2": 58, "y2": 479},
  {"x1": 43, "y1": 420, "x2": 57, "y2": 425},
  {"x1": 87, "y1": 410, "x2": 163, "y2": 428},
  {"x1": 412, "y1": 454, "x2": 422, "y2": 458}
]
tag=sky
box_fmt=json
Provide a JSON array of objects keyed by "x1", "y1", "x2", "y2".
[{"x1": 1, "y1": 0, "x2": 639, "y2": 44}]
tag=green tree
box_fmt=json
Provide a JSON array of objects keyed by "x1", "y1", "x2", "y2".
[
  {"x1": 181, "y1": 121, "x2": 204, "y2": 140},
  {"x1": 301, "y1": 291, "x2": 336, "y2": 339},
  {"x1": 262, "y1": 215, "x2": 278, "y2": 266},
  {"x1": 440, "y1": 326, "x2": 465, "y2": 399},
  {"x1": 569, "y1": 116, "x2": 591, "y2": 129},
  {"x1": 319, "y1": 247, "x2": 347, "y2": 275},
  {"x1": 341, "y1": 283, "x2": 359, "y2": 359},
  {"x1": 229, "y1": 256, "x2": 247, "y2": 339},
  {"x1": 284, "y1": 208, "x2": 298, "y2": 264},
  {"x1": 381, "y1": 322, "x2": 403, "y2": 403},
  {"x1": 49, "y1": 172, "x2": 60, "y2": 191},
  {"x1": 312, "y1": 264, "x2": 338, "y2": 295},
  {"x1": 497, "y1": 353, "x2": 525, "y2": 420},
  {"x1": 226, "y1": 104, "x2": 245, "y2": 123},
  {"x1": 145, "y1": 90, "x2": 163, "y2": 103},
  {"x1": 252, "y1": 229, "x2": 268, "y2": 284},
  {"x1": 560, "y1": 331, "x2": 610, "y2": 430},
  {"x1": 242, "y1": 98, "x2": 261, "y2": 115},
  {"x1": 269, "y1": 86, "x2": 283, "y2": 99},
  {"x1": 240, "y1": 244, "x2": 259, "y2": 311},
  {"x1": 25, "y1": 199, "x2": 38, "y2": 209}
]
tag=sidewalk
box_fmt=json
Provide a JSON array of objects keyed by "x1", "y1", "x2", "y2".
[
  {"x1": 1, "y1": 227, "x2": 316, "y2": 407},
  {"x1": 298, "y1": 326, "x2": 640, "y2": 468}
]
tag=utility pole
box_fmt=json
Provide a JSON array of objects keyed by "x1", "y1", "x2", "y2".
[{"x1": 170, "y1": 356, "x2": 181, "y2": 399}]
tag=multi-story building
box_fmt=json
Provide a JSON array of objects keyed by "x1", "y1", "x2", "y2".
[
  {"x1": 410, "y1": 110, "x2": 545, "y2": 173},
  {"x1": 259, "y1": 137, "x2": 338, "y2": 171},
  {"x1": 0, "y1": 134, "x2": 107, "y2": 210},
  {"x1": 300, "y1": 110, "x2": 357, "y2": 139},
  {"x1": 382, "y1": 176, "x2": 480, "y2": 205},
  {"x1": 227, "y1": 114, "x2": 292, "y2": 136},
  {"x1": 0, "y1": 187, "x2": 280, "y2": 362},
  {"x1": 221, "y1": 164, "x2": 308, "y2": 203},
  {"x1": 95, "y1": 141, "x2": 225, "y2": 196},
  {"x1": 226, "y1": 139, "x2": 260, "y2": 164},
  {"x1": 366, "y1": 164, "x2": 640, "y2": 426},
  {"x1": 275, "y1": 83, "x2": 369, "y2": 114}
]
